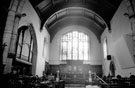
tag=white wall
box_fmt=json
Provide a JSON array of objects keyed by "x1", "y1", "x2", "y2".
[
  {"x1": 101, "y1": 0, "x2": 135, "y2": 77},
  {"x1": 49, "y1": 25, "x2": 102, "y2": 65},
  {"x1": 18, "y1": 0, "x2": 50, "y2": 76},
  {"x1": 42, "y1": 27, "x2": 50, "y2": 62}
]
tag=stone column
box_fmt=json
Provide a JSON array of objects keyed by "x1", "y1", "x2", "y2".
[
  {"x1": 2, "y1": 0, "x2": 26, "y2": 74},
  {"x1": 125, "y1": 0, "x2": 135, "y2": 55},
  {"x1": 8, "y1": 0, "x2": 26, "y2": 57}
]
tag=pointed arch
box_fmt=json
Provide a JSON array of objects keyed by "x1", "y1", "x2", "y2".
[
  {"x1": 60, "y1": 31, "x2": 89, "y2": 60},
  {"x1": 15, "y1": 24, "x2": 37, "y2": 75}
]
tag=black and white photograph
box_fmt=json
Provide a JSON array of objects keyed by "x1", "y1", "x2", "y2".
[{"x1": 0, "y1": 0, "x2": 135, "y2": 88}]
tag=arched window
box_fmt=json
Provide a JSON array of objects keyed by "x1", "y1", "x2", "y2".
[
  {"x1": 16, "y1": 26, "x2": 33, "y2": 63},
  {"x1": 103, "y1": 37, "x2": 108, "y2": 59},
  {"x1": 60, "y1": 31, "x2": 89, "y2": 60}
]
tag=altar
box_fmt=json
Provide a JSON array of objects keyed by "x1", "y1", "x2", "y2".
[
  {"x1": 63, "y1": 73, "x2": 86, "y2": 84},
  {"x1": 60, "y1": 61, "x2": 86, "y2": 84}
]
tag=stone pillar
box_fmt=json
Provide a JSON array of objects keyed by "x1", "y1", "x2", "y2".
[
  {"x1": 2, "y1": 0, "x2": 26, "y2": 74},
  {"x1": 9, "y1": 0, "x2": 26, "y2": 57},
  {"x1": 125, "y1": 0, "x2": 135, "y2": 55}
]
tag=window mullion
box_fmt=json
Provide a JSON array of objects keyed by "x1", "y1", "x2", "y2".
[
  {"x1": 67, "y1": 34, "x2": 69, "y2": 60},
  {"x1": 77, "y1": 33, "x2": 79, "y2": 60},
  {"x1": 20, "y1": 30, "x2": 25, "y2": 59},
  {"x1": 60, "y1": 37, "x2": 62, "y2": 60},
  {"x1": 72, "y1": 32, "x2": 73, "y2": 60},
  {"x1": 62, "y1": 38, "x2": 64, "y2": 60},
  {"x1": 66, "y1": 41, "x2": 68, "y2": 60},
  {"x1": 28, "y1": 31, "x2": 32, "y2": 62},
  {"x1": 83, "y1": 39, "x2": 84, "y2": 60}
]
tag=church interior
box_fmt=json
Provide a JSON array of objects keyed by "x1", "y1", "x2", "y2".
[{"x1": 0, "y1": 0, "x2": 135, "y2": 88}]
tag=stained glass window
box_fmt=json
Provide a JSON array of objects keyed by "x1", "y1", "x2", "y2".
[{"x1": 60, "y1": 31, "x2": 89, "y2": 60}]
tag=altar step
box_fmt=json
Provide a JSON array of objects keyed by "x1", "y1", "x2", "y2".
[
  {"x1": 65, "y1": 87, "x2": 85, "y2": 88},
  {"x1": 64, "y1": 79, "x2": 86, "y2": 84},
  {"x1": 65, "y1": 84, "x2": 101, "y2": 88},
  {"x1": 65, "y1": 84, "x2": 85, "y2": 87}
]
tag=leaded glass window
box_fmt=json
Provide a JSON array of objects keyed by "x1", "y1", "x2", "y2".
[{"x1": 60, "y1": 31, "x2": 89, "y2": 60}]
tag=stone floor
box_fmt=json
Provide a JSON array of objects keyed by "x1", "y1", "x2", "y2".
[
  {"x1": 65, "y1": 84, "x2": 85, "y2": 88},
  {"x1": 65, "y1": 87, "x2": 85, "y2": 88},
  {"x1": 65, "y1": 84, "x2": 101, "y2": 88}
]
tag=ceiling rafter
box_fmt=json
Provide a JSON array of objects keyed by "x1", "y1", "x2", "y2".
[{"x1": 29, "y1": 0, "x2": 122, "y2": 41}]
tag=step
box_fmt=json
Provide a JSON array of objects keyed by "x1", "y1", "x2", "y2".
[{"x1": 65, "y1": 84, "x2": 85, "y2": 87}]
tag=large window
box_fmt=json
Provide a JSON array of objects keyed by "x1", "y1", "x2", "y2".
[
  {"x1": 60, "y1": 31, "x2": 89, "y2": 60},
  {"x1": 16, "y1": 26, "x2": 33, "y2": 63}
]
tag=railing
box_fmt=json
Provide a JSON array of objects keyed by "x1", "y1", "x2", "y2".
[{"x1": 93, "y1": 73, "x2": 109, "y2": 88}]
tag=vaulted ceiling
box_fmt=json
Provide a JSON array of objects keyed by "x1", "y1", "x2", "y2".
[
  {"x1": 30, "y1": 0, "x2": 122, "y2": 21},
  {"x1": 29, "y1": 0, "x2": 122, "y2": 42},
  {"x1": 30, "y1": 0, "x2": 122, "y2": 27},
  {"x1": 1, "y1": 0, "x2": 122, "y2": 42}
]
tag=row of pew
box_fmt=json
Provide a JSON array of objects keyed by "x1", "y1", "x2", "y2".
[
  {"x1": 1, "y1": 72, "x2": 135, "y2": 88},
  {"x1": 102, "y1": 75, "x2": 135, "y2": 88},
  {"x1": 85, "y1": 74, "x2": 135, "y2": 88},
  {"x1": 0, "y1": 73, "x2": 65, "y2": 88}
]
